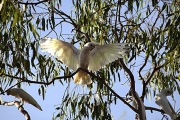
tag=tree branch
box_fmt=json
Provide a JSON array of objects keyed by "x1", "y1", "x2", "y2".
[
  {"x1": 141, "y1": 65, "x2": 164, "y2": 100},
  {"x1": 119, "y1": 59, "x2": 145, "y2": 120},
  {"x1": 0, "y1": 100, "x2": 31, "y2": 120},
  {"x1": 82, "y1": 68, "x2": 138, "y2": 113},
  {"x1": 145, "y1": 106, "x2": 165, "y2": 114},
  {"x1": 1, "y1": 68, "x2": 137, "y2": 113},
  {"x1": 18, "y1": 0, "x2": 48, "y2": 6},
  {"x1": 54, "y1": 8, "x2": 91, "y2": 42},
  {"x1": 139, "y1": 54, "x2": 149, "y2": 103},
  {"x1": 0, "y1": 69, "x2": 79, "y2": 95},
  {"x1": 139, "y1": 54, "x2": 149, "y2": 81}
]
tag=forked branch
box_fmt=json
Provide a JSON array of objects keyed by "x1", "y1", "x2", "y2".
[{"x1": 0, "y1": 100, "x2": 30, "y2": 120}]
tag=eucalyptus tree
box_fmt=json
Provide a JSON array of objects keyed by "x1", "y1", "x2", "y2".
[{"x1": 0, "y1": 0, "x2": 179, "y2": 120}]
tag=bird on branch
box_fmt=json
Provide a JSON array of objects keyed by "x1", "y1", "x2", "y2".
[
  {"x1": 40, "y1": 37, "x2": 130, "y2": 85},
  {"x1": 7, "y1": 88, "x2": 42, "y2": 111},
  {"x1": 155, "y1": 88, "x2": 176, "y2": 119}
]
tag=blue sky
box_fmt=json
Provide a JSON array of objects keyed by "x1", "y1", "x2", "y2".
[{"x1": 0, "y1": 0, "x2": 179, "y2": 120}]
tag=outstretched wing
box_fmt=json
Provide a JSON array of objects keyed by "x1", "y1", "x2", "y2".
[
  {"x1": 88, "y1": 43, "x2": 129, "y2": 71},
  {"x1": 40, "y1": 38, "x2": 80, "y2": 70}
]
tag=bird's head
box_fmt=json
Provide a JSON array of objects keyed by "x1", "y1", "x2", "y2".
[
  {"x1": 6, "y1": 89, "x2": 11, "y2": 95},
  {"x1": 6, "y1": 88, "x2": 17, "y2": 96},
  {"x1": 161, "y1": 88, "x2": 173, "y2": 96},
  {"x1": 84, "y1": 42, "x2": 99, "y2": 51}
]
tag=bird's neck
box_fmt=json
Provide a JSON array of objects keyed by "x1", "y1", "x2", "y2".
[{"x1": 81, "y1": 46, "x2": 91, "y2": 52}]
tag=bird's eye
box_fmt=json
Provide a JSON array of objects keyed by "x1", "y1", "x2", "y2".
[
  {"x1": 167, "y1": 90, "x2": 172, "y2": 94},
  {"x1": 89, "y1": 43, "x2": 92, "y2": 47}
]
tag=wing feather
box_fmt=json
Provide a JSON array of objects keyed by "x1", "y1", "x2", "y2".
[
  {"x1": 40, "y1": 38, "x2": 80, "y2": 70},
  {"x1": 7, "y1": 88, "x2": 42, "y2": 111},
  {"x1": 88, "y1": 43, "x2": 129, "y2": 71}
]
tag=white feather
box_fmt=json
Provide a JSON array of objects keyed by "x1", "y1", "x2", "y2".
[
  {"x1": 155, "y1": 88, "x2": 176, "y2": 119},
  {"x1": 40, "y1": 37, "x2": 80, "y2": 71},
  {"x1": 7, "y1": 88, "x2": 42, "y2": 111},
  {"x1": 88, "y1": 43, "x2": 129, "y2": 71},
  {"x1": 40, "y1": 38, "x2": 130, "y2": 85}
]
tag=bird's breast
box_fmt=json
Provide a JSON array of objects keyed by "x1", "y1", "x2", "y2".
[{"x1": 79, "y1": 48, "x2": 91, "y2": 69}]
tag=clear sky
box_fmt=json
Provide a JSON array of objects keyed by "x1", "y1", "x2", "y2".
[{"x1": 0, "y1": 0, "x2": 179, "y2": 120}]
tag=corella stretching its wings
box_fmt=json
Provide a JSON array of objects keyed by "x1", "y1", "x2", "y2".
[
  {"x1": 40, "y1": 37, "x2": 129, "y2": 85},
  {"x1": 155, "y1": 88, "x2": 176, "y2": 119},
  {"x1": 7, "y1": 88, "x2": 42, "y2": 111}
]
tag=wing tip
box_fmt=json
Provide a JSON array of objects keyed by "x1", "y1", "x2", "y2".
[{"x1": 38, "y1": 106, "x2": 43, "y2": 111}]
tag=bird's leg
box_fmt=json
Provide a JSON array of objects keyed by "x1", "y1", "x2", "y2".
[
  {"x1": 160, "y1": 108, "x2": 165, "y2": 115},
  {"x1": 162, "y1": 114, "x2": 168, "y2": 120},
  {"x1": 18, "y1": 99, "x2": 24, "y2": 110}
]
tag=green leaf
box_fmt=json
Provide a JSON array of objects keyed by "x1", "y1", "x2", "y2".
[
  {"x1": 42, "y1": 17, "x2": 45, "y2": 31},
  {"x1": 36, "y1": 17, "x2": 40, "y2": 26},
  {"x1": 31, "y1": 42, "x2": 36, "y2": 68},
  {"x1": 162, "y1": 3, "x2": 167, "y2": 11},
  {"x1": 51, "y1": 13, "x2": 55, "y2": 27},
  {"x1": 152, "y1": 0, "x2": 158, "y2": 7},
  {"x1": 41, "y1": 85, "x2": 45, "y2": 100},
  {"x1": 128, "y1": 0, "x2": 133, "y2": 12},
  {"x1": 12, "y1": 11, "x2": 18, "y2": 28}
]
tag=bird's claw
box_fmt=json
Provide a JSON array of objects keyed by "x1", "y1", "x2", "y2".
[{"x1": 18, "y1": 104, "x2": 24, "y2": 110}]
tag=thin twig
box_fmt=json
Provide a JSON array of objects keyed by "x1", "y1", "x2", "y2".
[
  {"x1": 18, "y1": 0, "x2": 48, "y2": 6},
  {"x1": 139, "y1": 53, "x2": 149, "y2": 81},
  {"x1": 54, "y1": 8, "x2": 91, "y2": 42},
  {"x1": 145, "y1": 106, "x2": 165, "y2": 113},
  {"x1": 141, "y1": 65, "x2": 164, "y2": 100}
]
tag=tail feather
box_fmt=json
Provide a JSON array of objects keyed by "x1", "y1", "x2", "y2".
[{"x1": 74, "y1": 70, "x2": 92, "y2": 85}]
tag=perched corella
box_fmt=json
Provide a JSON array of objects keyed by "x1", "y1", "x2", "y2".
[
  {"x1": 7, "y1": 88, "x2": 42, "y2": 111},
  {"x1": 155, "y1": 88, "x2": 176, "y2": 119},
  {"x1": 40, "y1": 37, "x2": 130, "y2": 85}
]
